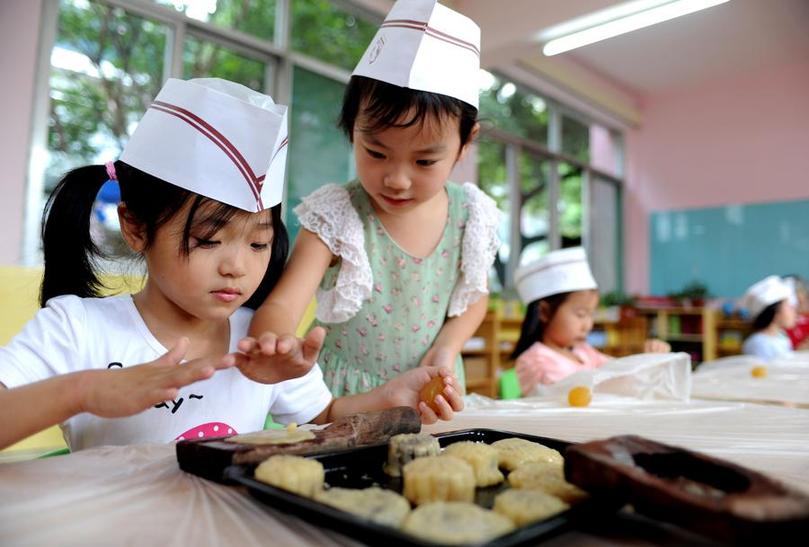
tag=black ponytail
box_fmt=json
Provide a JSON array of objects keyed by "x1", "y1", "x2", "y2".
[
  {"x1": 510, "y1": 293, "x2": 571, "y2": 360},
  {"x1": 40, "y1": 165, "x2": 110, "y2": 306}
]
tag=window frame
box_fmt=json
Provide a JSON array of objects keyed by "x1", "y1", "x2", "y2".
[
  {"x1": 24, "y1": 0, "x2": 379, "y2": 265},
  {"x1": 479, "y1": 72, "x2": 625, "y2": 292}
]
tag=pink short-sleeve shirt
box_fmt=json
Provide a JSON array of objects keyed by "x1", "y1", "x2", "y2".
[{"x1": 515, "y1": 342, "x2": 611, "y2": 386}]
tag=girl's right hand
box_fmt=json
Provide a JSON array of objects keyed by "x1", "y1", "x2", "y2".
[
  {"x1": 77, "y1": 337, "x2": 234, "y2": 418},
  {"x1": 233, "y1": 326, "x2": 325, "y2": 384}
]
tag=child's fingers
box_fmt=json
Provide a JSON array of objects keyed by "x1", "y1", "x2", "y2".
[
  {"x1": 257, "y1": 332, "x2": 279, "y2": 355},
  {"x1": 237, "y1": 337, "x2": 258, "y2": 353},
  {"x1": 433, "y1": 394, "x2": 455, "y2": 421},
  {"x1": 442, "y1": 385, "x2": 464, "y2": 412},
  {"x1": 223, "y1": 352, "x2": 248, "y2": 368},
  {"x1": 173, "y1": 361, "x2": 217, "y2": 386},
  {"x1": 276, "y1": 334, "x2": 300, "y2": 355},
  {"x1": 301, "y1": 328, "x2": 326, "y2": 364},
  {"x1": 417, "y1": 401, "x2": 438, "y2": 425},
  {"x1": 147, "y1": 387, "x2": 179, "y2": 407},
  {"x1": 157, "y1": 337, "x2": 190, "y2": 367}
]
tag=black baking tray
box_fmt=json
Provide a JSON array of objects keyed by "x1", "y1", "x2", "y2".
[{"x1": 224, "y1": 428, "x2": 622, "y2": 546}]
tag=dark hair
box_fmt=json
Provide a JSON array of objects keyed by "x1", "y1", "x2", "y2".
[
  {"x1": 752, "y1": 301, "x2": 781, "y2": 331},
  {"x1": 40, "y1": 161, "x2": 288, "y2": 308},
  {"x1": 510, "y1": 292, "x2": 572, "y2": 360},
  {"x1": 338, "y1": 76, "x2": 478, "y2": 147}
]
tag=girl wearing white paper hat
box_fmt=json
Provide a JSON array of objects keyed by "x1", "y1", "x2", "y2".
[
  {"x1": 511, "y1": 248, "x2": 670, "y2": 396},
  {"x1": 243, "y1": 0, "x2": 500, "y2": 397},
  {"x1": 740, "y1": 276, "x2": 797, "y2": 361},
  {"x1": 0, "y1": 78, "x2": 462, "y2": 451}
]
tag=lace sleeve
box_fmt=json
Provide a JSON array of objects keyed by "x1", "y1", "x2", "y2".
[
  {"x1": 293, "y1": 184, "x2": 372, "y2": 323},
  {"x1": 447, "y1": 183, "x2": 502, "y2": 317}
]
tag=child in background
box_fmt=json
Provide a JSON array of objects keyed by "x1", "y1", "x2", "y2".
[
  {"x1": 741, "y1": 276, "x2": 797, "y2": 360},
  {"x1": 784, "y1": 275, "x2": 809, "y2": 350},
  {"x1": 242, "y1": 0, "x2": 500, "y2": 396},
  {"x1": 511, "y1": 248, "x2": 670, "y2": 396},
  {"x1": 0, "y1": 78, "x2": 462, "y2": 452}
]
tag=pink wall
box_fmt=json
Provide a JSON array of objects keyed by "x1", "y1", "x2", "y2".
[
  {"x1": 624, "y1": 60, "x2": 809, "y2": 294},
  {"x1": 0, "y1": 0, "x2": 44, "y2": 265}
]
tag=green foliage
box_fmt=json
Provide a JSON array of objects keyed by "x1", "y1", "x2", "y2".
[
  {"x1": 183, "y1": 34, "x2": 265, "y2": 91},
  {"x1": 558, "y1": 163, "x2": 582, "y2": 241},
  {"x1": 48, "y1": 0, "x2": 166, "y2": 188},
  {"x1": 291, "y1": 0, "x2": 377, "y2": 70},
  {"x1": 561, "y1": 114, "x2": 589, "y2": 163},
  {"x1": 479, "y1": 77, "x2": 548, "y2": 144},
  {"x1": 601, "y1": 290, "x2": 635, "y2": 307},
  {"x1": 669, "y1": 280, "x2": 710, "y2": 301}
]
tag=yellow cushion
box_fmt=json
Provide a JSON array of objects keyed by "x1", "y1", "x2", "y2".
[{"x1": 0, "y1": 267, "x2": 141, "y2": 454}]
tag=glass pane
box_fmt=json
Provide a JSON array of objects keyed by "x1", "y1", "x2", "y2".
[
  {"x1": 476, "y1": 137, "x2": 510, "y2": 290},
  {"x1": 48, "y1": 0, "x2": 169, "y2": 257},
  {"x1": 291, "y1": 0, "x2": 377, "y2": 71},
  {"x1": 518, "y1": 240, "x2": 550, "y2": 267},
  {"x1": 589, "y1": 177, "x2": 621, "y2": 293},
  {"x1": 287, "y1": 66, "x2": 352, "y2": 240},
  {"x1": 519, "y1": 153, "x2": 549, "y2": 241},
  {"x1": 479, "y1": 71, "x2": 548, "y2": 145},
  {"x1": 155, "y1": 0, "x2": 276, "y2": 41},
  {"x1": 183, "y1": 34, "x2": 266, "y2": 91},
  {"x1": 558, "y1": 162, "x2": 582, "y2": 247},
  {"x1": 561, "y1": 114, "x2": 590, "y2": 163}
]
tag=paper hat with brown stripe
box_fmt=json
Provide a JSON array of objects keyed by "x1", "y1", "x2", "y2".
[
  {"x1": 514, "y1": 247, "x2": 598, "y2": 304},
  {"x1": 352, "y1": 0, "x2": 481, "y2": 108},
  {"x1": 120, "y1": 78, "x2": 287, "y2": 212}
]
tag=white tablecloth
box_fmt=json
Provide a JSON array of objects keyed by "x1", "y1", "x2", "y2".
[
  {"x1": 2, "y1": 397, "x2": 808, "y2": 546},
  {"x1": 692, "y1": 355, "x2": 809, "y2": 406}
]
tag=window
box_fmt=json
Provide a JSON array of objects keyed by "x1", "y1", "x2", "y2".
[
  {"x1": 287, "y1": 66, "x2": 354, "y2": 240},
  {"x1": 29, "y1": 0, "x2": 379, "y2": 263},
  {"x1": 478, "y1": 71, "x2": 624, "y2": 293},
  {"x1": 155, "y1": 0, "x2": 277, "y2": 41},
  {"x1": 291, "y1": 0, "x2": 377, "y2": 70}
]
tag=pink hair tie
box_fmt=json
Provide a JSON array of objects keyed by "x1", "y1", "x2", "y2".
[{"x1": 105, "y1": 161, "x2": 117, "y2": 181}]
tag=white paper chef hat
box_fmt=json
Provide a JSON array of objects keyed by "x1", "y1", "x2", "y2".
[
  {"x1": 514, "y1": 247, "x2": 598, "y2": 304},
  {"x1": 741, "y1": 276, "x2": 794, "y2": 319},
  {"x1": 352, "y1": 0, "x2": 480, "y2": 108},
  {"x1": 120, "y1": 78, "x2": 288, "y2": 212}
]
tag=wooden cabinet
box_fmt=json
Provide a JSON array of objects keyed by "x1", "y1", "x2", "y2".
[
  {"x1": 635, "y1": 306, "x2": 717, "y2": 363},
  {"x1": 589, "y1": 315, "x2": 649, "y2": 357},
  {"x1": 715, "y1": 317, "x2": 753, "y2": 357},
  {"x1": 461, "y1": 311, "x2": 521, "y2": 398}
]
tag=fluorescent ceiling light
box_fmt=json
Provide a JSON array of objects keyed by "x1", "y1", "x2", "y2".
[{"x1": 541, "y1": 0, "x2": 731, "y2": 56}]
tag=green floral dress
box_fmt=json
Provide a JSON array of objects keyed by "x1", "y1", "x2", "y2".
[{"x1": 294, "y1": 181, "x2": 500, "y2": 397}]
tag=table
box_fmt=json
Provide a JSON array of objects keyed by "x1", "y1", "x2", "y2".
[{"x1": 2, "y1": 396, "x2": 808, "y2": 546}]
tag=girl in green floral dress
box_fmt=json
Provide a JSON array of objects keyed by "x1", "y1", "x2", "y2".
[{"x1": 240, "y1": 0, "x2": 500, "y2": 410}]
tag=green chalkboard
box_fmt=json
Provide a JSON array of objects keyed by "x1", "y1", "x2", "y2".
[{"x1": 650, "y1": 199, "x2": 809, "y2": 298}]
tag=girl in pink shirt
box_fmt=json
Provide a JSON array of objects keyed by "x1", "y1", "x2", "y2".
[{"x1": 511, "y1": 248, "x2": 668, "y2": 396}]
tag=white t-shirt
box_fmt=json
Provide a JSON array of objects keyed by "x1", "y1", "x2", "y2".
[
  {"x1": 0, "y1": 295, "x2": 333, "y2": 450},
  {"x1": 742, "y1": 331, "x2": 793, "y2": 361}
]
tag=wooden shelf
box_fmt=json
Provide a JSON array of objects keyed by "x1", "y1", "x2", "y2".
[{"x1": 665, "y1": 334, "x2": 704, "y2": 343}]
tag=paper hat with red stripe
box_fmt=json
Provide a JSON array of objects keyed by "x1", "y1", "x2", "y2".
[
  {"x1": 352, "y1": 0, "x2": 481, "y2": 108},
  {"x1": 514, "y1": 247, "x2": 598, "y2": 304},
  {"x1": 120, "y1": 78, "x2": 287, "y2": 212}
]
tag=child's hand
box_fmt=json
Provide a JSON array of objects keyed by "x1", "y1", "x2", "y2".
[
  {"x1": 418, "y1": 345, "x2": 456, "y2": 371},
  {"x1": 643, "y1": 339, "x2": 671, "y2": 353},
  {"x1": 78, "y1": 337, "x2": 235, "y2": 418},
  {"x1": 378, "y1": 367, "x2": 464, "y2": 425},
  {"x1": 233, "y1": 326, "x2": 325, "y2": 384}
]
